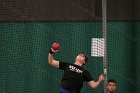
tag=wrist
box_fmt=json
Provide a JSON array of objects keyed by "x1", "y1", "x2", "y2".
[{"x1": 49, "y1": 49, "x2": 54, "y2": 54}]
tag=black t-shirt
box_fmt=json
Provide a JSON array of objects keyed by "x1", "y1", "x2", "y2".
[{"x1": 59, "y1": 62, "x2": 93, "y2": 92}]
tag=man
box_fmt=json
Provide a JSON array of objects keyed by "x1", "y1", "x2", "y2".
[
  {"x1": 48, "y1": 47, "x2": 104, "y2": 93},
  {"x1": 107, "y1": 79, "x2": 117, "y2": 93},
  {"x1": 103, "y1": 79, "x2": 117, "y2": 93}
]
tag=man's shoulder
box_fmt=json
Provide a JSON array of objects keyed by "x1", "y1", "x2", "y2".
[
  {"x1": 82, "y1": 68, "x2": 89, "y2": 72},
  {"x1": 59, "y1": 61, "x2": 72, "y2": 65},
  {"x1": 59, "y1": 62, "x2": 72, "y2": 69}
]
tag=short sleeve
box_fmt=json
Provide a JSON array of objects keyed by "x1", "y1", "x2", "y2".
[
  {"x1": 84, "y1": 70, "x2": 93, "y2": 82},
  {"x1": 59, "y1": 62, "x2": 67, "y2": 70}
]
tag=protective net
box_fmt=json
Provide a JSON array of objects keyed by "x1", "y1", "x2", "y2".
[{"x1": 0, "y1": 0, "x2": 140, "y2": 93}]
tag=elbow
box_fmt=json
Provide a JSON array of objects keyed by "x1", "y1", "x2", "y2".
[
  {"x1": 88, "y1": 81, "x2": 99, "y2": 89},
  {"x1": 90, "y1": 85, "x2": 98, "y2": 89},
  {"x1": 48, "y1": 58, "x2": 53, "y2": 65},
  {"x1": 92, "y1": 86, "x2": 98, "y2": 89},
  {"x1": 48, "y1": 60, "x2": 53, "y2": 65}
]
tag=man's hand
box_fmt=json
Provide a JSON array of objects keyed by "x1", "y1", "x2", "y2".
[
  {"x1": 98, "y1": 74, "x2": 104, "y2": 82},
  {"x1": 49, "y1": 47, "x2": 59, "y2": 54},
  {"x1": 51, "y1": 48, "x2": 59, "y2": 53}
]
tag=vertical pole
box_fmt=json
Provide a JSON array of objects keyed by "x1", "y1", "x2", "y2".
[{"x1": 102, "y1": 0, "x2": 108, "y2": 92}]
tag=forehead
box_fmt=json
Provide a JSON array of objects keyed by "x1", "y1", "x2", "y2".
[
  {"x1": 78, "y1": 53, "x2": 86, "y2": 57},
  {"x1": 108, "y1": 82, "x2": 116, "y2": 85}
]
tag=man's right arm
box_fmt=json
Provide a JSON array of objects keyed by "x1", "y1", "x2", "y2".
[{"x1": 48, "y1": 48, "x2": 59, "y2": 68}]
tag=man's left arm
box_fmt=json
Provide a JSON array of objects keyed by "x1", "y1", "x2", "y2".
[{"x1": 87, "y1": 75, "x2": 104, "y2": 89}]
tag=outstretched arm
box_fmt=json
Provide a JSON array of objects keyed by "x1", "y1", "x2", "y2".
[
  {"x1": 48, "y1": 48, "x2": 59, "y2": 68},
  {"x1": 88, "y1": 75, "x2": 104, "y2": 89}
]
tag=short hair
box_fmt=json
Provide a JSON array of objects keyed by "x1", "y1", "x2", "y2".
[
  {"x1": 108, "y1": 79, "x2": 117, "y2": 85},
  {"x1": 78, "y1": 53, "x2": 88, "y2": 63}
]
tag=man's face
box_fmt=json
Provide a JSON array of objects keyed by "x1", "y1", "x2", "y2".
[
  {"x1": 76, "y1": 53, "x2": 86, "y2": 64},
  {"x1": 107, "y1": 82, "x2": 117, "y2": 92}
]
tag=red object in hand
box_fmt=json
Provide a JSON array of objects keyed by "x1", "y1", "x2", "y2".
[{"x1": 52, "y1": 42, "x2": 60, "y2": 50}]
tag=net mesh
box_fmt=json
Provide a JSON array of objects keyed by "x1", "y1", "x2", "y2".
[{"x1": 0, "y1": 0, "x2": 140, "y2": 93}]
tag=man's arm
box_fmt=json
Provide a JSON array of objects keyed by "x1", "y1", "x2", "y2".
[
  {"x1": 87, "y1": 80, "x2": 101, "y2": 88},
  {"x1": 48, "y1": 48, "x2": 59, "y2": 68},
  {"x1": 87, "y1": 75, "x2": 104, "y2": 89}
]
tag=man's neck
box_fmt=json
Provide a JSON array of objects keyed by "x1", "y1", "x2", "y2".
[
  {"x1": 74, "y1": 62, "x2": 83, "y2": 66},
  {"x1": 108, "y1": 92, "x2": 114, "y2": 93}
]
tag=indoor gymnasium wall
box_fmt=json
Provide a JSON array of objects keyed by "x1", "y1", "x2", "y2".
[{"x1": 0, "y1": 22, "x2": 140, "y2": 93}]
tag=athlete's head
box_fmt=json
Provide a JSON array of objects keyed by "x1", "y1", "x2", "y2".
[
  {"x1": 107, "y1": 79, "x2": 117, "y2": 93},
  {"x1": 75, "y1": 53, "x2": 88, "y2": 65}
]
